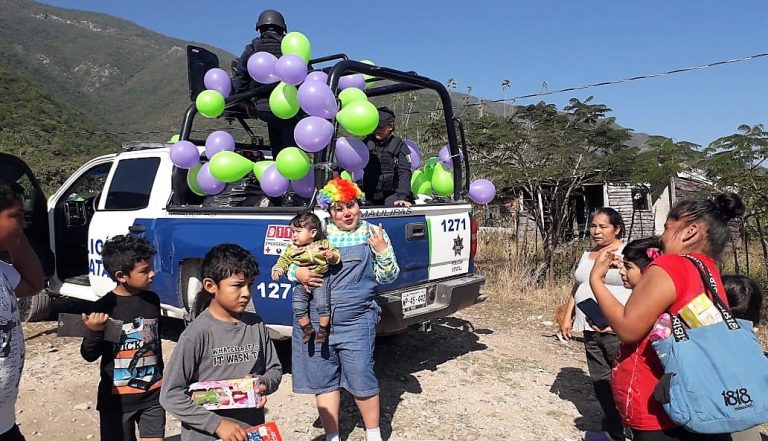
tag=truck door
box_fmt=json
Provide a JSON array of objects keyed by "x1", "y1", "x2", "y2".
[
  {"x1": 85, "y1": 155, "x2": 165, "y2": 297},
  {"x1": 0, "y1": 153, "x2": 54, "y2": 276}
]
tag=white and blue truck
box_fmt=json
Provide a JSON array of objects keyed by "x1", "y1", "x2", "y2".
[{"x1": 5, "y1": 47, "x2": 485, "y2": 339}]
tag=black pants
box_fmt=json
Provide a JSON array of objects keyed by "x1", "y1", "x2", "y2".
[
  {"x1": 254, "y1": 100, "x2": 299, "y2": 159},
  {"x1": 584, "y1": 331, "x2": 625, "y2": 440},
  {"x1": 0, "y1": 425, "x2": 26, "y2": 441},
  {"x1": 632, "y1": 428, "x2": 731, "y2": 441}
]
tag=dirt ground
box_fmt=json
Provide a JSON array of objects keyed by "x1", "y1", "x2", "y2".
[{"x1": 13, "y1": 297, "x2": 768, "y2": 441}]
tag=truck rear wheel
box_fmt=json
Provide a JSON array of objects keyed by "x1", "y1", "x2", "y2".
[{"x1": 18, "y1": 290, "x2": 53, "y2": 322}]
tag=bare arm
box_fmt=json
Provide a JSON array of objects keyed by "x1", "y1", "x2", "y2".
[
  {"x1": 558, "y1": 283, "x2": 578, "y2": 340},
  {"x1": 589, "y1": 249, "x2": 676, "y2": 343},
  {"x1": 10, "y1": 234, "x2": 45, "y2": 298}
]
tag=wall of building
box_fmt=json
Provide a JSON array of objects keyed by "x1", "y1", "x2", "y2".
[{"x1": 605, "y1": 183, "x2": 655, "y2": 240}]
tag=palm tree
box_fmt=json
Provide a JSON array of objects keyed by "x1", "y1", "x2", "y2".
[{"x1": 501, "y1": 79, "x2": 510, "y2": 118}]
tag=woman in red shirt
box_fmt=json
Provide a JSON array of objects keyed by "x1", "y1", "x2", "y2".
[{"x1": 588, "y1": 192, "x2": 743, "y2": 441}]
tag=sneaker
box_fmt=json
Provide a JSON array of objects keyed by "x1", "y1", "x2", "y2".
[{"x1": 582, "y1": 431, "x2": 616, "y2": 441}]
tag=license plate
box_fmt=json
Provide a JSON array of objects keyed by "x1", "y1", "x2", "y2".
[{"x1": 401, "y1": 288, "x2": 427, "y2": 313}]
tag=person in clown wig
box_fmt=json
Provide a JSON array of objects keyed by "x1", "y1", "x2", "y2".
[{"x1": 287, "y1": 178, "x2": 399, "y2": 441}]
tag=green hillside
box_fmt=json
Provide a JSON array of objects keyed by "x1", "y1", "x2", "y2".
[
  {"x1": 0, "y1": 63, "x2": 116, "y2": 192},
  {"x1": 0, "y1": 0, "x2": 234, "y2": 139}
]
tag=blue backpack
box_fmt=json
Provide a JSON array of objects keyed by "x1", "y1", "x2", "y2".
[{"x1": 651, "y1": 255, "x2": 768, "y2": 433}]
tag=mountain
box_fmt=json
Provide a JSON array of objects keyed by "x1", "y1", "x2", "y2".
[
  {"x1": 0, "y1": 0, "x2": 235, "y2": 139},
  {"x1": 0, "y1": 0, "x2": 654, "y2": 167},
  {"x1": 0, "y1": 63, "x2": 116, "y2": 191}
]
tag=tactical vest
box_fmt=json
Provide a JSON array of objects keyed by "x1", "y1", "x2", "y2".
[{"x1": 363, "y1": 136, "x2": 403, "y2": 198}]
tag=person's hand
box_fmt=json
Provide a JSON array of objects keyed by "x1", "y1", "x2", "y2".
[
  {"x1": 295, "y1": 266, "x2": 322, "y2": 290},
  {"x1": 324, "y1": 250, "x2": 339, "y2": 264},
  {"x1": 368, "y1": 223, "x2": 388, "y2": 253},
  {"x1": 81, "y1": 312, "x2": 109, "y2": 332},
  {"x1": 393, "y1": 199, "x2": 412, "y2": 207},
  {"x1": 271, "y1": 271, "x2": 280, "y2": 281},
  {"x1": 215, "y1": 419, "x2": 248, "y2": 441},
  {"x1": 256, "y1": 383, "x2": 268, "y2": 408},
  {"x1": 590, "y1": 246, "x2": 619, "y2": 280}
]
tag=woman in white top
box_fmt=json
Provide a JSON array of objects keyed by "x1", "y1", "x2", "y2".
[{"x1": 559, "y1": 207, "x2": 631, "y2": 441}]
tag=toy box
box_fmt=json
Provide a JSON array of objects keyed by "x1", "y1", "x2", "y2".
[
  {"x1": 216, "y1": 421, "x2": 282, "y2": 441},
  {"x1": 679, "y1": 293, "x2": 723, "y2": 329},
  {"x1": 188, "y1": 377, "x2": 261, "y2": 410}
]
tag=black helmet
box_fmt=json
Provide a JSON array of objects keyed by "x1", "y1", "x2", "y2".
[{"x1": 255, "y1": 10, "x2": 286, "y2": 32}]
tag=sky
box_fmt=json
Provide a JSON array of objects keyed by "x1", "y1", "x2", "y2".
[{"x1": 39, "y1": 0, "x2": 768, "y2": 147}]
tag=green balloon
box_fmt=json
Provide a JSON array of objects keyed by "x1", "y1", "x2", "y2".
[
  {"x1": 336, "y1": 100, "x2": 379, "y2": 136},
  {"x1": 209, "y1": 151, "x2": 253, "y2": 183},
  {"x1": 340, "y1": 170, "x2": 353, "y2": 181},
  {"x1": 196, "y1": 90, "x2": 225, "y2": 119},
  {"x1": 422, "y1": 157, "x2": 440, "y2": 181},
  {"x1": 269, "y1": 82, "x2": 300, "y2": 119},
  {"x1": 431, "y1": 164, "x2": 454, "y2": 196},
  {"x1": 281, "y1": 32, "x2": 312, "y2": 62},
  {"x1": 411, "y1": 172, "x2": 432, "y2": 195},
  {"x1": 410, "y1": 169, "x2": 423, "y2": 186},
  {"x1": 338, "y1": 88, "x2": 368, "y2": 109},
  {"x1": 253, "y1": 160, "x2": 275, "y2": 181},
  {"x1": 169, "y1": 134, "x2": 180, "y2": 143},
  {"x1": 186, "y1": 163, "x2": 205, "y2": 196},
  {"x1": 275, "y1": 147, "x2": 310, "y2": 180}
]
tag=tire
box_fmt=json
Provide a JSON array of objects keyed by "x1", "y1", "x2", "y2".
[{"x1": 18, "y1": 290, "x2": 53, "y2": 322}]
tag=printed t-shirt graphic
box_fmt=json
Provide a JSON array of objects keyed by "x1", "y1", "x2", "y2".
[{"x1": 112, "y1": 317, "x2": 163, "y2": 394}]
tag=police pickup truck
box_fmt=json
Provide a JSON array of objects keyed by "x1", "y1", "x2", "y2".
[{"x1": 6, "y1": 48, "x2": 485, "y2": 338}]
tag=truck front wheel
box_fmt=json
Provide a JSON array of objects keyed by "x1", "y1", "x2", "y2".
[{"x1": 18, "y1": 290, "x2": 53, "y2": 322}]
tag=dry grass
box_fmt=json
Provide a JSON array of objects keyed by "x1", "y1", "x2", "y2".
[{"x1": 475, "y1": 230, "x2": 572, "y2": 315}]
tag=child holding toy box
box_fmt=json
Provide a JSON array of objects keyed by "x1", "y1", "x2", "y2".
[{"x1": 160, "y1": 244, "x2": 282, "y2": 441}]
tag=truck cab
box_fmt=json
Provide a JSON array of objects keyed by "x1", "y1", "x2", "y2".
[{"x1": 8, "y1": 47, "x2": 486, "y2": 338}]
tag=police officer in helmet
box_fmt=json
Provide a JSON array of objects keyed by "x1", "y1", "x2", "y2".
[
  {"x1": 232, "y1": 10, "x2": 297, "y2": 158},
  {"x1": 361, "y1": 107, "x2": 413, "y2": 207}
]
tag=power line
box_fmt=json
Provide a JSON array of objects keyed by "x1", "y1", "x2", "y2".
[{"x1": 455, "y1": 51, "x2": 768, "y2": 109}]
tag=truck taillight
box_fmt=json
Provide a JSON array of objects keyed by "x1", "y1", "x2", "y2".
[{"x1": 470, "y1": 216, "x2": 478, "y2": 258}]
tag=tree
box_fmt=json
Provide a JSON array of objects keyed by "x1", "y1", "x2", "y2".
[
  {"x1": 438, "y1": 97, "x2": 635, "y2": 283},
  {"x1": 704, "y1": 124, "x2": 768, "y2": 277}
]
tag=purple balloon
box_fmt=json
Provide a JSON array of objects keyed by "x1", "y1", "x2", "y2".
[
  {"x1": 298, "y1": 80, "x2": 338, "y2": 119},
  {"x1": 275, "y1": 54, "x2": 308, "y2": 86},
  {"x1": 291, "y1": 171, "x2": 315, "y2": 198},
  {"x1": 260, "y1": 165, "x2": 290, "y2": 197},
  {"x1": 170, "y1": 141, "x2": 200, "y2": 169},
  {"x1": 197, "y1": 163, "x2": 225, "y2": 195},
  {"x1": 247, "y1": 51, "x2": 279, "y2": 84},
  {"x1": 204, "y1": 68, "x2": 232, "y2": 97},
  {"x1": 305, "y1": 71, "x2": 328, "y2": 83},
  {"x1": 335, "y1": 137, "x2": 370, "y2": 171},
  {"x1": 205, "y1": 131, "x2": 236, "y2": 158},
  {"x1": 338, "y1": 74, "x2": 365, "y2": 90},
  {"x1": 468, "y1": 179, "x2": 496, "y2": 205},
  {"x1": 403, "y1": 139, "x2": 422, "y2": 169},
  {"x1": 293, "y1": 116, "x2": 334, "y2": 153},
  {"x1": 349, "y1": 168, "x2": 364, "y2": 181},
  {"x1": 438, "y1": 144, "x2": 464, "y2": 170}
]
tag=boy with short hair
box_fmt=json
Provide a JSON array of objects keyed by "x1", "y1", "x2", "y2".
[
  {"x1": 0, "y1": 180, "x2": 45, "y2": 441},
  {"x1": 160, "y1": 244, "x2": 282, "y2": 441},
  {"x1": 80, "y1": 234, "x2": 165, "y2": 441}
]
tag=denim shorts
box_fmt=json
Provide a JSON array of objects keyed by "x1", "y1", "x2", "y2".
[{"x1": 292, "y1": 303, "x2": 379, "y2": 397}]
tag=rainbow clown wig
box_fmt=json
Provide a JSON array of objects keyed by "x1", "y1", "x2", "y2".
[{"x1": 317, "y1": 178, "x2": 364, "y2": 210}]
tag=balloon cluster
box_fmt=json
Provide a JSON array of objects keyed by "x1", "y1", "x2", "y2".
[
  {"x1": 181, "y1": 31, "x2": 383, "y2": 199},
  {"x1": 403, "y1": 142, "x2": 496, "y2": 204}
]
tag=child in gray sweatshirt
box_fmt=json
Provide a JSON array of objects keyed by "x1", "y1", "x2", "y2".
[{"x1": 160, "y1": 244, "x2": 282, "y2": 441}]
